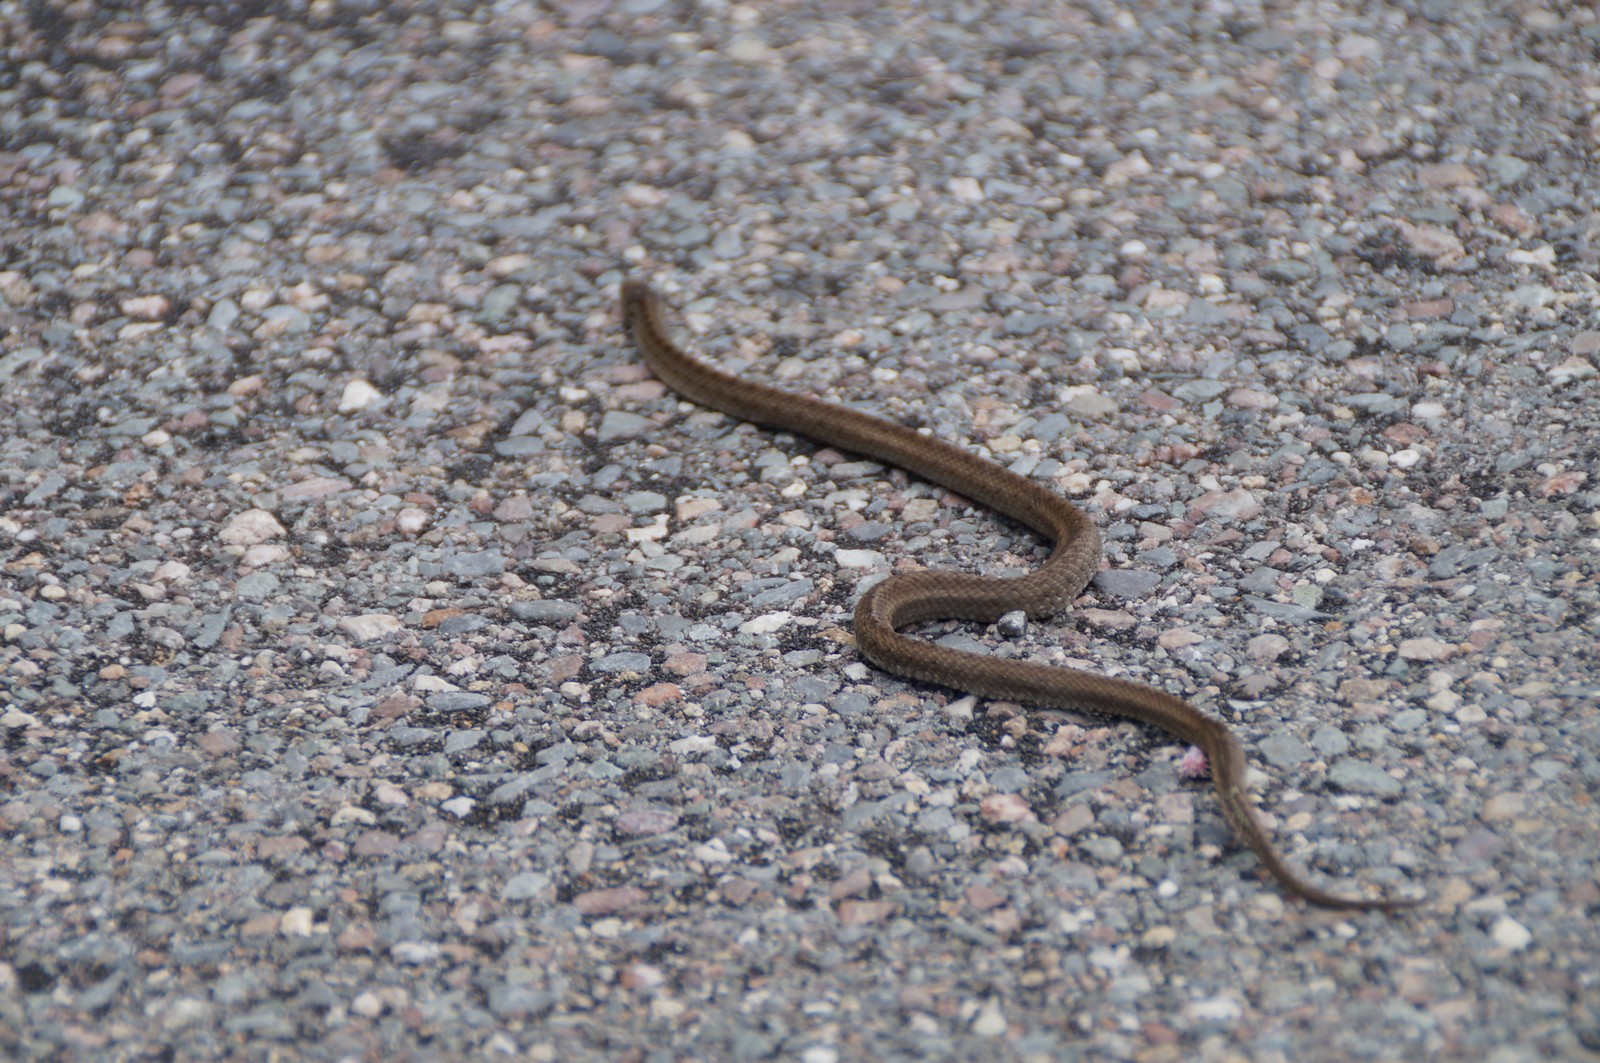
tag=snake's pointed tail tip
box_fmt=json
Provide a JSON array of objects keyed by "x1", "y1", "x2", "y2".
[
  {"x1": 1299, "y1": 886, "x2": 1427, "y2": 914},
  {"x1": 1335, "y1": 890, "x2": 1425, "y2": 914}
]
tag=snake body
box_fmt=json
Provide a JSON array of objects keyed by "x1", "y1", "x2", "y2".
[{"x1": 621, "y1": 278, "x2": 1417, "y2": 911}]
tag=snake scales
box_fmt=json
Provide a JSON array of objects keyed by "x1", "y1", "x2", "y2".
[{"x1": 621, "y1": 277, "x2": 1419, "y2": 911}]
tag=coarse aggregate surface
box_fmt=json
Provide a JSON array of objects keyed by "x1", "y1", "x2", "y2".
[{"x1": 1, "y1": 2, "x2": 1598, "y2": 1060}]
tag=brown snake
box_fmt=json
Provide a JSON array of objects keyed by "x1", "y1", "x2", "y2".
[{"x1": 621, "y1": 277, "x2": 1420, "y2": 912}]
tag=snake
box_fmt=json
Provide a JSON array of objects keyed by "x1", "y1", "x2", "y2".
[{"x1": 620, "y1": 277, "x2": 1420, "y2": 911}]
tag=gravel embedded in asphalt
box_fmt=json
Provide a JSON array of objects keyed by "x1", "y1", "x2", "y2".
[{"x1": 2, "y1": 2, "x2": 1599, "y2": 1060}]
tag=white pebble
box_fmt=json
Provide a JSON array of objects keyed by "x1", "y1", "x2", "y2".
[
  {"x1": 219, "y1": 508, "x2": 286, "y2": 546},
  {"x1": 241, "y1": 544, "x2": 290, "y2": 568},
  {"x1": 1548, "y1": 357, "x2": 1596, "y2": 386},
  {"x1": 733, "y1": 32, "x2": 782, "y2": 62},
  {"x1": 738, "y1": 611, "x2": 793, "y2": 634},
  {"x1": 238, "y1": 288, "x2": 273, "y2": 313},
  {"x1": 413, "y1": 674, "x2": 457, "y2": 692},
  {"x1": 153, "y1": 561, "x2": 190, "y2": 582},
  {"x1": 487, "y1": 252, "x2": 535, "y2": 277},
  {"x1": 337, "y1": 614, "x2": 403, "y2": 640},
  {"x1": 981, "y1": 793, "x2": 1035, "y2": 823},
  {"x1": 120, "y1": 295, "x2": 170, "y2": 320},
  {"x1": 339, "y1": 378, "x2": 384, "y2": 412},
  {"x1": 833, "y1": 549, "x2": 887, "y2": 569},
  {"x1": 625, "y1": 514, "x2": 669, "y2": 543},
  {"x1": 1491, "y1": 916, "x2": 1532, "y2": 951},
  {"x1": 374, "y1": 784, "x2": 409, "y2": 807},
  {"x1": 160, "y1": 997, "x2": 210, "y2": 1030},
  {"x1": 1103, "y1": 150, "x2": 1152, "y2": 185},
  {"x1": 396, "y1": 507, "x2": 429, "y2": 535},
  {"x1": 947, "y1": 176, "x2": 984, "y2": 202},
  {"x1": 280, "y1": 907, "x2": 314, "y2": 937},
  {"x1": 1184, "y1": 994, "x2": 1243, "y2": 1022},
  {"x1": 971, "y1": 998, "x2": 1008, "y2": 1036},
  {"x1": 1504, "y1": 246, "x2": 1555, "y2": 267},
  {"x1": 390, "y1": 942, "x2": 441, "y2": 965},
  {"x1": 350, "y1": 991, "x2": 383, "y2": 1018},
  {"x1": 694, "y1": 839, "x2": 734, "y2": 864}
]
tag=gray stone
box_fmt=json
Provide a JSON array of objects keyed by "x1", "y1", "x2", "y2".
[
  {"x1": 1327, "y1": 759, "x2": 1402, "y2": 797},
  {"x1": 598, "y1": 411, "x2": 652, "y2": 441},
  {"x1": 1092, "y1": 569, "x2": 1162, "y2": 598},
  {"x1": 591, "y1": 652, "x2": 653, "y2": 674}
]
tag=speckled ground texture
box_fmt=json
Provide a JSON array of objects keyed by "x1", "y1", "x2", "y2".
[{"x1": 2, "y1": 0, "x2": 1598, "y2": 1060}]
